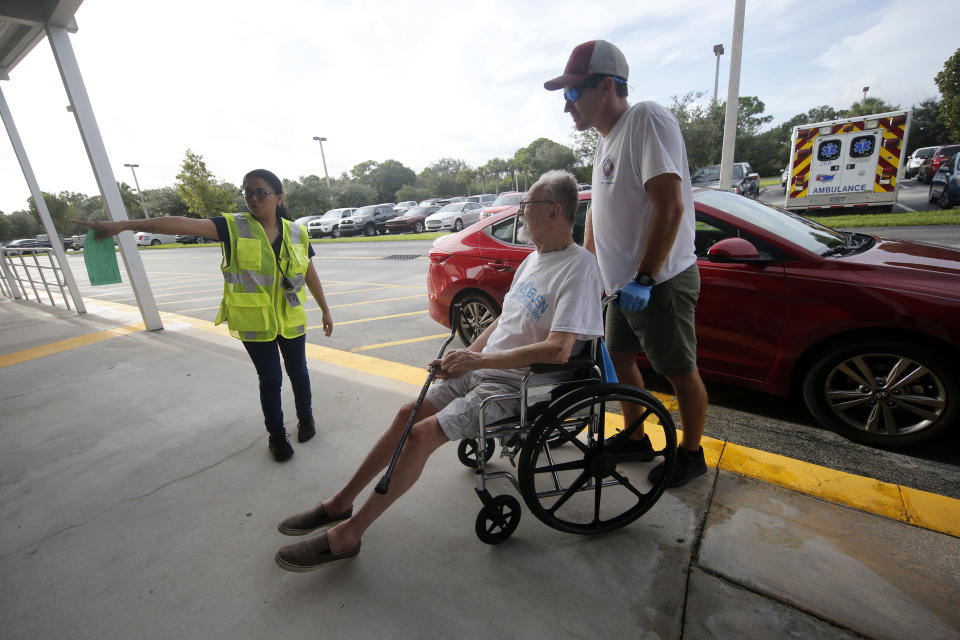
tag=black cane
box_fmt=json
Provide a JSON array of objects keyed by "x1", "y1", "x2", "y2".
[{"x1": 375, "y1": 304, "x2": 462, "y2": 495}]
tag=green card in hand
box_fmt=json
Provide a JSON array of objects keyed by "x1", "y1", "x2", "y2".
[{"x1": 83, "y1": 229, "x2": 122, "y2": 286}]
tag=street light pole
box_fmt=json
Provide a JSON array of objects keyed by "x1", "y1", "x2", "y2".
[
  {"x1": 712, "y1": 43, "x2": 725, "y2": 105},
  {"x1": 862, "y1": 86, "x2": 869, "y2": 109},
  {"x1": 312, "y1": 136, "x2": 332, "y2": 190},
  {"x1": 123, "y1": 163, "x2": 150, "y2": 218}
]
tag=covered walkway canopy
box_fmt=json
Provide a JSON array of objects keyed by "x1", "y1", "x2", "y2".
[{"x1": 1, "y1": 0, "x2": 161, "y2": 330}]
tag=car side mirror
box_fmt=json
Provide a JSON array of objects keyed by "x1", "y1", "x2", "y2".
[{"x1": 706, "y1": 237, "x2": 767, "y2": 263}]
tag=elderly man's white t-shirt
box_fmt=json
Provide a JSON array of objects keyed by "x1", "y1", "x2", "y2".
[
  {"x1": 478, "y1": 243, "x2": 604, "y2": 383},
  {"x1": 591, "y1": 101, "x2": 697, "y2": 293}
]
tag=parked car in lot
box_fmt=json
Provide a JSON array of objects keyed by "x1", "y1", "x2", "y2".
[
  {"x1": 427, "y1": 188, "x2": 960, "y2": 447},
  {"x1": 394, "y1": 201, "x2": 418, "y2": 215},
  {"x1": 5, "y1": 238, "x2": 42, "y2": 249},
  {"x1": 480, "y1": 191, "x2": 523, "y2": 220},
  {"x1": 384, "y1": 205, "x2": 441, "y2": 234},
  {"x1": 691, "y1": 162, "x2": 760, "y2": 198},
  {"x1": 906, "y1": 146, "x2": 937, "y2": 179},
  {"x1": 307, "y1": 208, "x2": 356, "y2": 238},
  {"x1": 929, "y1": 152, "x2": 959, "y2": 209},
  {"x1": 918, "y1": 144, "x2": 960, "y2": 184},
  {"x1": 135, "y1": 232, "x2": 178, "y2": 246},
  {"x1": 175, "y1": 234, "x2": 215, "y2": 244},
  {"x1": 780, "y1": 167, "x2": 789, "y2": 189},
  {"x1": 337, "y1": 203, "x2": 397, "y2": 236},
  {"x1": 293, "y1": 215, "x2": 325, "y2": 229},
  {"x1": 424, "y1": 201, "x2": 485, "y2": 232},
  {"x1": 466, "y1": 193, "x2": 496, "y2": 205}
]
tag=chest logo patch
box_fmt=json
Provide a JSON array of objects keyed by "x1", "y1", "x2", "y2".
[{"x1": 601, "y1": 156, "x2": 616, "y2": 180}]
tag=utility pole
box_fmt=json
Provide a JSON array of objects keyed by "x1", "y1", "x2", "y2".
[
  {"x1": 862, "y1": 86, "x2": 869, "y2": 109},
  {"x1": 124, "y1": 163, "x2": 150, "y2": 218},
  {"x1": 712, "y1": 43, "x2": 724, "y2": 105},
  {"x1": 718, "y1": 0, "x2": 745, "y2": 191},
  {"x1": 311, "y1": 136, "x2": 331, "y2": 190}
]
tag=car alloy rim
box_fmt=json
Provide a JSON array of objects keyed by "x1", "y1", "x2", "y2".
[
  {"x1": 458, "y1": 300, "x2": 495, "y2": 342},
  {"x1": 823, "y1": 352, "x2": 946, "y2": 437}
]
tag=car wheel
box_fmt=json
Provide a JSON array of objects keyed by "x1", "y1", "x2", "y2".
[
  {"x1": 928, "y1": 186, "x2": 938, "y2": 204},
  {"x1": 454, "y1": 219, "x2": 464, "y2": 232},
  {"x1": 801, "y1": 338, "x2": 958, "y2": 447},
  {"x1": 150, "y1": 239, "x2": 161, "y2": 246},
  {"x1": 331, "y1": 226, "x2": 341, "y2": 239},
  {"x1": 454, "y1": 291, "x2": 500, "y2": 347},
  {"x1": 414, "y1": 221, "x2": 424, "y2": 234},
  {"x1": 364, "y1": 223, "x2": 375, "y2": 237},
  {"x1": 938, "y1": 188, "x2": 952, "y2": 209}
]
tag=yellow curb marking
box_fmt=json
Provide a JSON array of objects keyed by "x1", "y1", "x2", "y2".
[
  {"x1": 326, "y1": 294, "x2": 425, "y2": 309},
  {"x1": 0, "y1": 322, "x2": 145, "y2": 368},
  {"x1": 351, "y1": 333, "x2": 450, "y2": 353},
  {"x1": 308, "y1": 310, "x2": 428, "y2": 329},
  {"x1": 6, "y1": 298, "x2": 957, "y2": 538}
]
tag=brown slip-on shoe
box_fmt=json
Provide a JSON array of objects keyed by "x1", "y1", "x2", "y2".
[
  {"x1": 277, "y1": 503, "x2": 353, "y2": 536},
  {"x1": 275, "y1": 531, "x2": 361, "y2": 572}
]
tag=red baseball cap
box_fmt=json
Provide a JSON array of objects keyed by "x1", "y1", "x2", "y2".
[{"x1": 544, "y1": 40, "x2": 629, "y2": 90}]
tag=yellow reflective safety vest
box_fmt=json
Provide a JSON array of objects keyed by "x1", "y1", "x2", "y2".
[{"x1": 214, "y1": 213, "x2": 310, "y2": 341}]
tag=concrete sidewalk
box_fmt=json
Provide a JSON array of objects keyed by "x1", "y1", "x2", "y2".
[{"x1": 1, "y1": 297, "x2": 958, "y2": 640}]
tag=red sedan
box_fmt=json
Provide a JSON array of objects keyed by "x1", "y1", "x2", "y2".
[{"x1": 427, "y1": 188, "x2": 960, "y2": 447}]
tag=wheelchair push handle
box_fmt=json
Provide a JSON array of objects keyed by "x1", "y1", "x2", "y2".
[{"x1": 375, "y1": 303, "x2": 462, "y2": 495}]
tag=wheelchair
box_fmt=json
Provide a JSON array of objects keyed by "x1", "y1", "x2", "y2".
[{"x1": 455, "y1": 338, "x2": 678, "y2": 544}]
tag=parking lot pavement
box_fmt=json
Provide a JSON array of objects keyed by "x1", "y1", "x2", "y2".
[{"x1": 2, "y1": 298, "x2": 959, "y2": 639}]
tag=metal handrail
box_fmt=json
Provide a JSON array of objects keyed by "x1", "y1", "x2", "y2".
[{"x1": 0, "y1": 247, "x2": 73, "y2": 310}]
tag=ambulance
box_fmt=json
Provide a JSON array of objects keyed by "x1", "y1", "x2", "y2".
[{"x1": 784, "y1": 109, "x2": 911, "y2": 212}]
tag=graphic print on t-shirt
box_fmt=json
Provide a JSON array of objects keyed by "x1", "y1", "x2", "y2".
[
  {"x1": 601, "y1": 155, "x2": 616, "y2": 181},
  {"x1": 504, "y1": 277, "x2": 550, "y2": 321}
]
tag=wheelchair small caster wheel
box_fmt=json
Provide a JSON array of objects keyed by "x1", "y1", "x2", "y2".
[
  {"x1": 475, "y1": 495, "x2": 521, "y2": 544},
  {"x1": 458, "y1": 438, "x2": 495, "y2": 468}
]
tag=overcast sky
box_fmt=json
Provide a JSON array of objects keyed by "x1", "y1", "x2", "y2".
[{"x1": 0, "y1": 0, "x2": 955, "y2": 215}]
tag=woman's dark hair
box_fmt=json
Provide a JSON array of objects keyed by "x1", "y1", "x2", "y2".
[{"x1": 243, "y1": 168, "x2": 290, "y2": 220}]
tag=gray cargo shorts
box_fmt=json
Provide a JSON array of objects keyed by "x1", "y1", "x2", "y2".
[{"x1": 425, "y1": 371, "x2": 521, "y2": 441}]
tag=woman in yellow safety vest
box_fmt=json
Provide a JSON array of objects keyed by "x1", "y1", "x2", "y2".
[{"x1": 74, "y1": 168, "x2": 334, "y2": 462}]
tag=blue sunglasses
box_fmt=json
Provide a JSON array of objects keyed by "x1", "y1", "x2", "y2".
[{"x1": 563, "y1": 76, "x2": 626, "y2": 102}]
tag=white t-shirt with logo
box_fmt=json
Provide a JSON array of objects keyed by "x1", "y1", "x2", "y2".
[
  {"x1": 591, "y1": 101, "x2": 697, "y2": 292},
  {"x1": 478, "y1": 243, "x2": 604, "y2": 383}
]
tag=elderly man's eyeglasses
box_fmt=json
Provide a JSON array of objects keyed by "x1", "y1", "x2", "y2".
[
  {"x1": 563, "y1": 76, "x2": 626, "y2": 103},
  {"x1": 517, "y1": 200, "x2": 555, "y2": 215},
  {"x1": 242, "y1": 188, "x2": 276, "y2": 199}
]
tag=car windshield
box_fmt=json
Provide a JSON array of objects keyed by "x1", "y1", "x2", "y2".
[
  {"x1": 691, "y1": 166, "x2": 721, "y2": 182},
  {"x1": 321, "y1": 210, "x2": 343, "y2": 219},
  {"x1": 293, "y1": 216, "x2": 317, "y2": 225},
  {"x1": 490, "y1": 193, "x2": 522, "y2": 206},
  {"x1": 438, "y1": 204, "x2": 461, "y2": 212},
  {"x1": 694, "y1": 190, "x2": 846, "y2": 255},
  {"x1": 916, "y1": 148, "x2": 935, "y2": 158},
  {"x1": 940, "y1": 145, "x2": 960, "y2": 156},
  {"x1": 354, "y1": 206, "x2": 376, "y2": 216},
  {"x1": 404, "y1": 207, "x2": 428, "y2": 216}
]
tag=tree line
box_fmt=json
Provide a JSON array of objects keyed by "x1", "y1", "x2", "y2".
[{"x1": 3, "y1": 47, "x2": 957, "y2": 243}]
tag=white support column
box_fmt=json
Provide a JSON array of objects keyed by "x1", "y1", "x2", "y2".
[
  {"x1": 0, "y1": 85, "x2": 86, "y2": 312},
  {"x1": 719, "y1": 0, "x2": 746, "y2": 191},
  {"x1": 44, "y1": 23, "x2": 162, "y2": 330}
]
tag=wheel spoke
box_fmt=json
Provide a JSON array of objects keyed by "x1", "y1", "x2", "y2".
[
  {"x1": 610, "y1": 469, "x2": 648, "y2": 501},
  {"x1": 548, "y1": 471, "x2": 589, "y2": 515},
  {"x1": 864, "y1": 404, "x2": 882, "y2": 432},
  {"x1": 593, "y1": 479, "x2": 602, "y2": 526},
  {"x1": 826, "y1": 389, "x2": 872, "y2": 410},
  {"x1": 882, "y1": 357, "x2": 912, "y2": 389},
  {"x1": 879, "y1": 403, "x2": 898, "y2": 434},
  {"x1": 839, "y1": 357, "x2": 876, "y2": 389},
  {"x1": 890, "y1": 363, "x2": 929, "y2": 389},
  {"x1": 546, "y1": 425, "x2": 590, "y2": 455},
  {"x1": 892, "y1": 396, "x2": 943, "y2": 421},
  {"x1": 534, "y1": 459, "x2": 586, "y2": 474}
]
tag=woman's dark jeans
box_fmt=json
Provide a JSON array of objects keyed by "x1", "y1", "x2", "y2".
[{"x1": 242, "y1": 335, "x2": 312, "y2": 436}]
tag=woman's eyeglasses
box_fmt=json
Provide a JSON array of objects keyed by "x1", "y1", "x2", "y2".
[
  {"x1": 517, "y1": 200, "x2": 555, "y2": 215},
  {"x1": 242, "y1": 188, "x2": 276, "y2": 199}
]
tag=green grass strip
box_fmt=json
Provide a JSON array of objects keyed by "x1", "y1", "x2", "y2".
[{"x1": 809, "y1": 209, "x2": 960, "y2": 228}]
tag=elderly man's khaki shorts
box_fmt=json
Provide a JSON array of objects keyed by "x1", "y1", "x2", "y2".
[
  {"x1": 425, "y1": 372, "x2": 521, "y2": 441},
  {"x1": 605, "y1": 263, "x2": 700, "y2": 377}
]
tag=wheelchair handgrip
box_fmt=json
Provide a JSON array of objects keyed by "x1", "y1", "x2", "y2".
[{"x1": 530, "y1": 356, "x2": 596, "y2": 374}]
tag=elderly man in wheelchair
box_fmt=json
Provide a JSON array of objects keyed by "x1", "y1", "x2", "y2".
[{"x1": 275, "y1": 170, "x2": 677, "y2": 571}]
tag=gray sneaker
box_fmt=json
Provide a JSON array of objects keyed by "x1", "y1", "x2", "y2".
[
  {"x1": 648, "y1": 446, "x2": 707, "y2": 488},
  {"x1": 275, "y1": 532, "x2": 361, "y2": 572},
  {"x1": 277, "y1": 502, "x2": 353, "y2": 536}
]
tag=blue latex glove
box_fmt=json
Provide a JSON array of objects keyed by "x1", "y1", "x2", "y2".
[{"x1": 614, "y1": 281, "x2": 652, "y2": 312}]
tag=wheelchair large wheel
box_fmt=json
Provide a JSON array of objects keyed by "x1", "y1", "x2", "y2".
[{"x1": 517, "y1": 383, "x2": 677, "y2": 535}]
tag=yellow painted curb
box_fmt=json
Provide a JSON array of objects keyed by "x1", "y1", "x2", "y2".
[
  {"x1": 900, "y1": 486, "x2": 960, "y2": 537},
  {"x1": 719, "y1": 443, "x2": 908, "y2": 522}
]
